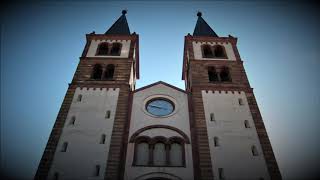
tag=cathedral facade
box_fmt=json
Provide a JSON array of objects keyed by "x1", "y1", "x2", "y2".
[{"x1": 35, "y1": 11, "x2": 281, "y2": 180}]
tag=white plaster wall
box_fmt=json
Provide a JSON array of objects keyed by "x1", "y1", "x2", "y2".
[
  {"x1": 202, "y1": 90, "x2": 270, "y2": 180},
  {"x1": 124, "y1": 83, "x2": 194, "y2": 180},
  {"x1": 48, "y1": 87, "x2": 120, "y2": 180},
  {"x1": 193, "y1": 41, "x2": 236, "y2": 61},
  {"x1": 87, "y1": 39, "x2": 131, "y2": 58}
]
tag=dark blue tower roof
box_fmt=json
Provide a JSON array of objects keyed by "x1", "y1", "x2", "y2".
[
  {"x1": 193, "y1": 12, "x2": 218, "y2": 37},
  {"x1": 105, "y1": 10, "x2": 130, "y2": 35}
]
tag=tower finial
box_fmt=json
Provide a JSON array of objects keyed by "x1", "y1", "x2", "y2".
[
  {"x1": 122, "y1": 9, "x2": 127, "y2": 15},
  {"x1": 197, "y1": 11, "x2": 202, "y2": 17}
]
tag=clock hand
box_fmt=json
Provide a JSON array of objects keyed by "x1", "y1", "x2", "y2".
[{"x1": 149, "y1": 105, "x2": 168, "y2": 110}]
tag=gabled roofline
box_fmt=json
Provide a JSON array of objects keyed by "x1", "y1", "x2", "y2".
[{"x1": 134, "y1": 81, "x2": 186, "y2": 94}]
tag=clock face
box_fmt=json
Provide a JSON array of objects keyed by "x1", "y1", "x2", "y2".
[{"x1": 146, "y1": 98, "x2": 174, "y2": 117}]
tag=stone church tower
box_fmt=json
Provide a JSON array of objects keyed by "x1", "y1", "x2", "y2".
[{"x1": 35, "y1": 11, "x2": 281, "y2": 180}]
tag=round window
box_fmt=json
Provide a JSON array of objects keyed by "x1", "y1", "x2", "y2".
[{"x1": 146, "y1": 98, "x2": 174, "y2": 117}]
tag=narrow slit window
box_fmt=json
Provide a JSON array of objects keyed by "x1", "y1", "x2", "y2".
[
  {"x1": 105, "y1": 110, "x2": 111, "y2": 119},
  {"x1": 252, "y1": 145, "x2": 259, "y2": 156},
  {"x1": 61, "y1": 142, "x2": 68, "y2": 152},
  {"x1": 238, "y1": 98, "x2": 244, "y2": 105},
  {"x1": 54, "y1": 172, "x2": 59, "y2": 180},
  {"x1": 244, "y1": 120, "x2": 250, "y2": 128},
  {"x1": 69, "y1": 116, "x2": 76, "y2": 125},
  {"x1": 210, "y1": 113, "x2": 215, "y2": 122},
  {"x1": 77, "y1": 94, "x2": 82, "y2": 102},
  {"x1": 214, "y1": 137, "x2": 219, "y2": 147},
  {"x1": 218, "y1": 168, "x2": 225, "y2": 180},
  {"x1": 94, "y1": 165, "x2": 100, "y2": 176},
  {"x1": 100, "y1": 134, "x2": 106, "y2": 144}
]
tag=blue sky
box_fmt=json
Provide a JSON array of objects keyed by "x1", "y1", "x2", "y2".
[{"x1": 1, "y1": 1, "x2": 320, "y2": 179}]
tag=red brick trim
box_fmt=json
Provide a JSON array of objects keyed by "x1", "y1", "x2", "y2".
[
  {"x1": 188, "y1": 90, "x2": 214, "y2": 180},
  {"x1": 134, "y1": 81, "x2": 186, "y2": 94},
  {"x1": 86, "y1": 33, "x2": 138, "y2": 41},
  {"x1": 81, "y1": 39, "x2": 92, "y2": 57},
  {"x1": 245, "y1": 92, "x2": 282, "y2": 180},
  {"x1": 104, "y1": 87, "x2": 130, "y2": 180},
  {"x1": 129, "y1": 125, "x2": 190, "y2": 144},
  {"x1": 119, "y1": 91, "x2": 133, "y2": 179},
  {"x1": 187, "y1": 91, "x2": 201, "y2": 179},
  {"x1": 34, "y1": 85, "x2": 77, "y2": 180}
]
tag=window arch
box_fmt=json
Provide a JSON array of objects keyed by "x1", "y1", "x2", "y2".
[
  {"x1": 220, "y1": 67, "x2": 231, "y2": 82},
  {"x1": 208, "y1": 67, "x2": 219, "y2": 82},
  {"x1": 105, "y1": 64, "x2": 115, "y2": 80},
  {"x1": 110, "y1": 43, "x2": 122, "y2": 56},
  {"x1": 96, "y1": 42, "x2": 109, "y2": 55},
  {"x1": 92, "y1": 64, "x2": 103, "y2": 80},
  {"x1": 213, "y1": 45, "x2": 227, "y2": 58},
  {"x1": 202, "y1": 44, "x2": 214, "y2": 58}
]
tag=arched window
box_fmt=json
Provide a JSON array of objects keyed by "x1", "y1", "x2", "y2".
[
  {"x1": 153, "y1": 143, "x2": 166, "y2": 166},
  {"x1": 105, "y1": 64, "x2": 115, "y2": 80},
  {"x1": 69, "y1": 116, "x2": 76, "y2": 125},
  {"x1": 213, "y1": 45, "x2": 227, "y2": 58},
  {"x1": 214, "y1": 137, "x2": 219, "y2": 147},
  {"x1": 96, "y1": 42, "x2": 109, "y2": 55},
  {"x1": 110, "y1": 43, "x2": 121, "y2": 56},
  {"x1": 100, "y1": 134, "x2": 106, "y2": 144},
  {"x1": 220, "y1": 67, "x2": 231, "y2": 82},
  {"x1": 170, "y1": 143, "x2": 183, "y2": 166},
  {"x1": 92, "y1": 64, "x2": 103, "y2": 80},
  {"x1": 252, "y1": 145, "x2": 259, "y2": 156},
  {"x1": 135, "y1": 142, "x2": 149, "y2": 165},
  {"x1": 202, "y1": 45, "x2": 214, "y2": 58},
  {"x1": 244, "y1": 120, "x2": 250, "y2": 128},
  {"x1": 208, "y1": 67, "x2": 219, "y2": 82}
]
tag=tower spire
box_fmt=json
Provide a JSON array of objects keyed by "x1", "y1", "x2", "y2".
[
  {"x1": 193, "y1": 11, "x2": 218, "y2": 37},
  {"x1": 105, "y1": 10, "x2": 130, "y2": 35}
]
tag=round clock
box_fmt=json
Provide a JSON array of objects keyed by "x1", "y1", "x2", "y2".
[{"x1": 146, "y1": 98, "x2": 174, "y2": 117}]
